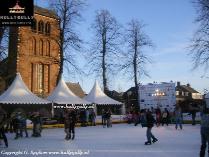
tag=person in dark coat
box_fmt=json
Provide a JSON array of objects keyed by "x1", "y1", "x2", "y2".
[
  {"x1": 162, "y1": 108, "x2": 169, "y2": 126},
  {"x1": 80, "y1": 109, "x2": 86, "y2": 127},
  {"x1": 89, "y1": 110, "x2": 96, "y2": 126},
  {"x1": 31, "y1": 112, "x2": 42, "y2": 137},
  {"x1": 200, "y1": 105, "x2": 209, "y2": 157},
  {"x1": 0, "y1": 106, "x2": 8, "y2": 148},
  {"x1": 102, "y1": 109, "x2": 106, "y2": 127},
  {"x1": 145, "y1": 111, "x2": 158, "y2": 145},
  {"x1": 64, "y1": 109, "x2": 70, "y2": 140},
  {"x1": 68, "y1": 109, "x2": 76, "y2": 140}
]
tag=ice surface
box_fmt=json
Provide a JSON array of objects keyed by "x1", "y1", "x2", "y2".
[{"x1": 0, "y1": 124, "x2": 201, "y2": 157}]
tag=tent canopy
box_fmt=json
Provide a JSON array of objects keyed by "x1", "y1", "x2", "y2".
[
  {"x1": 47, "y1": 79, "x2": 91, "y2": 104},
  {"x1": 0, "y1": 73, "x2": 50, "y2": 104},
  {"x1": 85, "y1": 81, "x2": 122, "y2": 105}
]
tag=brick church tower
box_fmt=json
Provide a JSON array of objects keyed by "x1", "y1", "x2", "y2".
[{"x1": 7, "y1": 6, "x2": 60, "y2": 97}]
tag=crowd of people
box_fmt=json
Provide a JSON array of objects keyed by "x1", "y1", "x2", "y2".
[
  {"x1": 0, "y1": 104, "x2": 208, "y2": 157},
  {"x1": 126, "y1": 106, "x2": 183, "y2": 129},
  {"x1": 79, "y1": 109, "x2": 96, "y2": 127},
  {"x1": 102, "y1": 109, "x2": 112, "y2": 128},
  {"x1": 0, "y1": 106, "x2": 43, "y2": 148}
]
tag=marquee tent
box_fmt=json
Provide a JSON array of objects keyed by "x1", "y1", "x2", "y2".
[
  {"x1": 85, "y1": 81, "x2": 122, "y2": 105},
  {"x1": 0, "y1": 73, "x2": 50, "y2": 104},
  {"x1": 47, "y1": 79, "x2": 91, "y2": 104}
]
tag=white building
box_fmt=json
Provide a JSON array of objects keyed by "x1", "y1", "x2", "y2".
[{"x1": 138, "y1": 82, "x2": 176, "y2": 111}]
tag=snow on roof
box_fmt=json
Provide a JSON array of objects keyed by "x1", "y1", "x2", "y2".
[
  {"x1": 84, "y1": 81, "x2": 122, "y2": 105},
  {"x1": 47, "y1": 79, "x2": 91, "y2": 104},
  {"x1": 0, "y1": 73, "x2": 50, "y2": 104}
]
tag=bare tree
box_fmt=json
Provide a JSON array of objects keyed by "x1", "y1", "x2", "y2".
[
  {"x1": 190, "y1": 0, "x2": 209, "y2": 71},
  {"x1": 49, "y1": 0, "x2": 86, "y2": 82},
  {"x1": 121, "y1": 20, "x2": 153, "y2": 109},
  {"x1": 88, "y1": 10, "x2": 122, "y2": 94}
]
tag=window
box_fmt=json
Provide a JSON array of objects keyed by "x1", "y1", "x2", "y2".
[
  {"x1": 38, "y1": 21, "x2": 44, "y2": 33},
  {"x1": 45, "y1": 22, "x2": 51, "y2": 35},
  {"x1": 185, "y1": 92, "x2": 189, "y2": 96},
  {"x1": 47, "y1": 65, "x2": 50, "y2": 93},
  {"x1": 31, "y1": 19, "x2": 37, "y2": 32},
  {"x1": 176, "y1": 91, "x2": 179, "y2": 96},
  {"x1": 35, "y1": 64, "x2": 44, "y2": 93},
  {"x1": 45, "y1": 40, "x2": 50, "y2": 56},
  {"x1": 39, "y1": 39, "x2": 43, "y2": 55},
  {"x1": 29, "y1": 37, "x2": 36, "y2": 55},
  {"x1": 32, "y1": 64, "x2": 50, "y2": 94}
]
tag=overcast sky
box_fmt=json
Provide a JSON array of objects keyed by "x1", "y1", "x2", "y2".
[{"x1": 36, "y1": 0, "x2": 208, "y2": 94}]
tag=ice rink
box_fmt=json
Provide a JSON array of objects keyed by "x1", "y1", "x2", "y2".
[{"x1": 0, "y1": 124, "x2": 201, "y2": 157}]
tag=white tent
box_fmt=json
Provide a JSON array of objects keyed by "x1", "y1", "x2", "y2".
[
  {"x1": 0, "y1": 73, "x2": 50, "y2": 104},
  {"x1": 47, "y1": 79, "x2": 90, "y2": 104},
  {"x1": 85, "y1": 81, "x2": 122, "y2": 105}
]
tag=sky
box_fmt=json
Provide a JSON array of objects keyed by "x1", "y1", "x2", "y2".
[{"x1": 36, "y1": 0, "x2": 209, "y2": 94}]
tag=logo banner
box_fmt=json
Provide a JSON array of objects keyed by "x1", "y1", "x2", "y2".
[{"x1": 0, "y1": 0, "x2": 34, "y2": 26}]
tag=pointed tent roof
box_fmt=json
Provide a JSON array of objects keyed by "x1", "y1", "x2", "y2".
[
  {"x1": 47, "y1": 79, "x2": 90, "y2": 104},
  {"x1": 0, "y1": 73, "x2": 50, "y2": 104},
  {"x1": 85, "y1": 81, "x2": 122, "y2": 105}
]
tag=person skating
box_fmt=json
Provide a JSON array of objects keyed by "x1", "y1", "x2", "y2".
[
  {"x1": 140, "y1": 109, "x2": 147, "y2": 128},
  {"x1": 103, "y1": 110, "x2": 108, "y2": 128},
  {"x1": 64, "y1": 109, "x2": 70, "y2": 140},
  {"x1": 174, "y1": 105, "x2": 183, "y2": 130},
  {"x1": 133, "y1": 111, "x2": 139, "y2": 126},
  {"x1": 20, "y1": 113, "x2": 28, "y2": 138},
  {"x1": 102, "y1": 109, "x2": 106, "y2": 127},
  {"x1": 67, "y1": 109, "x2": 76, "y2": 140},
  {"x1": 0, "y1": 106, "x2": 8, "y2": 148},
  {"x1": 106, "y1": 109, "x2": 112, "y2": 128},
  {"x1": 155, "y1": 107, "x2": 161, "y2": 127},
  {"x1": 89, "y1": 110, "x2": 96, "y2": 126},
  {"x1": 31, "y1": 112, "x2": 42, "y2": 137},
  {"x1": 162, "y1": 108, "x2": 169, "y2": 126},
  {"x1": 145, "y1": 110, "x2": 158, "y2": 145},
  {"x1": 14, "y1": 112, "x2": 21, "y2": 139},
  {"x1": 127, "y1": 112, "x2": 132, "y2": 124},
  {"x1": 14, "y1": 112, "x2": 28, "y2": 139},
  {"x1": 199, "y1": 104, "x2": 209, "y2": 157}
]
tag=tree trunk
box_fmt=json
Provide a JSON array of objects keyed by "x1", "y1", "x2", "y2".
[
  {"x1": 57, "y1": 1, "x2": 67, "y2": 84},
  {"x1": 133, "y1": 34, "x2": 139, "y2": 111},
  {"x1": 57, "y1": 29, "x2": 64, "y2": 84},
  {"x1": 102, "y1": 31, "x2": 108, "y2": 94}
]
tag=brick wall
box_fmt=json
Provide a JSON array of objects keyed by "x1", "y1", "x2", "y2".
[{"x1": 7, "y1": 12, "x2": 60, "y2": 97}]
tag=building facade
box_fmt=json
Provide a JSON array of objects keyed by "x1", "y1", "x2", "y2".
[
  {"x1": 66, "y1": 82, "x2": 86, "y2": 98},
  {"x1": 139, "y1": 82, "x2": 176, "y2": 111},
  {"x1": 5, "y1": 6, "x2": 60, "y2": 97},
  {"x1": 176, "y1": 82, "x2": 203, "y2": 111}
]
